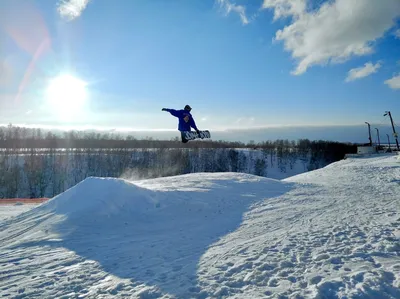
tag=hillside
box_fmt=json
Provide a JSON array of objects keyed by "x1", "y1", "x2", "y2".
[{"x1": 0, "y1": 154, "x2": 399, "y2": 298}]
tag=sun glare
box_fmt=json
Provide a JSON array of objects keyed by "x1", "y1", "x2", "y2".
[{"x1": 45, "y1": 74, "x2": 87, "y2": 119}]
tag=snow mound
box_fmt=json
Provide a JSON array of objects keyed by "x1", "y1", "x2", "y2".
[
  {"x1": 0, "y1": 172, "x2": 291, "y2": 247},
  {"x1": 32, "y1": 172, "x2": 289, "y2": 221},
  {"x1": 39, "y1": 176, "x2": 157, "y2": 219},
  {"x1": 0, "y1": 172, "x2": 292, "y2": 298}
]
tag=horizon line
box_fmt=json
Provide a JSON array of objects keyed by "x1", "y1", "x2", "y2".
[{"x1": 0, "y1": 123, "x2": 392, "y2": 132}]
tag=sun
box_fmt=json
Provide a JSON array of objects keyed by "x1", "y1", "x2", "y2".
[{"x1": 45, "y1": 74, "x2": 88, "y2": 119}]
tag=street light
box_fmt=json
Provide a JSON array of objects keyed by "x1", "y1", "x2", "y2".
[
  {"x1": 365, "y1": 122, "x2": 372, "y2": 146},
  {"x1": 384, "y1": 111, "x2": 399, "y2": 151}
]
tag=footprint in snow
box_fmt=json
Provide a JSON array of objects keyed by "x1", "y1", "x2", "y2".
[
  {"x1": 268, "y1": 278, "x2": 278, "y2": 287},
  {"x1": 310, "y1": 275, "x2": 323, "y2": 284}
]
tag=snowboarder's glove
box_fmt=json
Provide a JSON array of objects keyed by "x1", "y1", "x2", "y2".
[{"x1": 162, "y1": 108, "x2": 167, "y2": 111}]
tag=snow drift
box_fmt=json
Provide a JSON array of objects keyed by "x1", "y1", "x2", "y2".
[{"x1": 0, "y1": 154, "x2": 399, "y2": 298}]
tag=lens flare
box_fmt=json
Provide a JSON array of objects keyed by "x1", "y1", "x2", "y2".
[{"x1": 45, "y1": 74, "x2": 87, "y2": 120}]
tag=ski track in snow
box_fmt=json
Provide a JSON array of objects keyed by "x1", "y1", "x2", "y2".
[{"x1": 0, "y1": 154, "x2": 399, "y2": 298}]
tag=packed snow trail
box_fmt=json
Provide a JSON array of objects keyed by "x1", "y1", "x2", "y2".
[{"x1": 0, "y1": 154, "x2": 399, "y2": 298}]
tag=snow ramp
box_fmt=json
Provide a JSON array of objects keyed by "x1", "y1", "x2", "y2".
[{"x1": 0, "y1": 172, "x2": 291, "y2": 299}]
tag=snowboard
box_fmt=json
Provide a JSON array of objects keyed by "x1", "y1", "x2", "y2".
[{"x1": 181, "y1": 130, "x2": 211, "y2": 141}]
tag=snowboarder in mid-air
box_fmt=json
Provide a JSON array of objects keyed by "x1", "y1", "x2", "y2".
[{"x1": 162, "y1": 105, "x2": 202, "y2": 143}]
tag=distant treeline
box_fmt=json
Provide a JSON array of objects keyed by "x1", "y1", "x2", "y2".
[
  {"x1": 0, "y1": 124, "x2": 357, "y2": 153},
  {"x1": 0, "y1": 124, "x2": 358, "y2": 198},
  {"x1": 0, "y1": 124, "x2": 237, "y2": 148}
]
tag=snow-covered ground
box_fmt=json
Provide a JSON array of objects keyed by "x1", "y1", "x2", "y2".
[
  {"x1": 0, "y1": 203, "x2": 39, "y2": 222},
  {"x1": 0, "y1": 154, "x2": 399, "y2": 298}
]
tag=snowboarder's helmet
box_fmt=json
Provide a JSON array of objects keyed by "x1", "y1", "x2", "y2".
[{"x1": 184, "y1": 105, "x2": 192, "y2": 111}]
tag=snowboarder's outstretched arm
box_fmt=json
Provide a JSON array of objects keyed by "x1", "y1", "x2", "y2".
[{"x1": 162, "y1": 108, "x2": 181, "y2": 118}]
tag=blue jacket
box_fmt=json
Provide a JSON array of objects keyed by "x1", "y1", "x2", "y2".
[{"x1": 164, "y1": 109, "x2": 199, "y2": 132}]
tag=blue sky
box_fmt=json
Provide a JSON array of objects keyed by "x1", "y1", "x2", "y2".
[{"x1": 0, "y1": 0, "x2": 400, "y2": 142}]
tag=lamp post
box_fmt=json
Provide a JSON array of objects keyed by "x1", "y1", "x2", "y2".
[
  {"x1": 384, "y1": 111, "x2": 399, "y2": 151},
  {"x1": 365, "y1": 122, "x2": 372, "y2": 146}
]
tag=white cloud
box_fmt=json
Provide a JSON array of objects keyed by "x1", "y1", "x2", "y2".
[
  {"x1": 384, "y1": 74, "x2": 400, "y2": 90},
  {"x1": 262, "y1": 0, "x2": 400, "y2": 75},
  {"x1": 395, "y1": 29, "x2": 400, "y2": 39},
  {"x1": 262, "y1": 0, "x2": 306, "y2": 20},
  {"x1": 217, "y1": 0, "x2": 249, "y2": 25},
  {"x1": 57, "y1": 0, "x2": 91, "y2": 21},
  {"x1": 345, "y1": 62, "x2": 381, "y2": 82}
]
